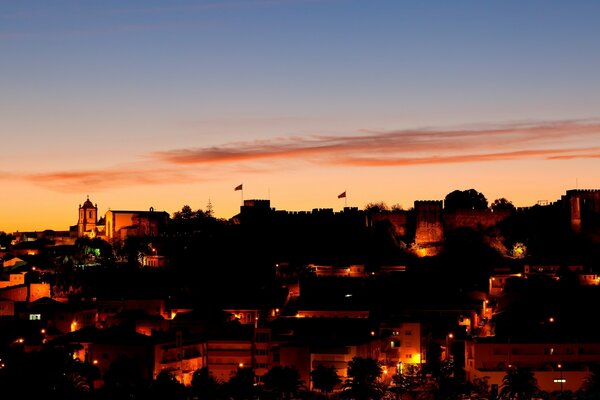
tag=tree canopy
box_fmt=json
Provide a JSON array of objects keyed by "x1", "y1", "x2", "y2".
[
  {"x1": 341, "y1": 357, "x2": 384, "y2": 400},
  {"x1": 444, "y1": 189, "x2": 488, "y2": 212},
  {"x1": 491, "y1": 198, "x2": 516, "y2": 212},
  {"x1": 499, "y1": 367, "x2": 539, "y2": 400},
  {"x1": 311, "y1": 365, "x2": 342, "y2": 394}
]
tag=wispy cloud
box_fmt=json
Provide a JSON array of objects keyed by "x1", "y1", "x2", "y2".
[
  {"x1": 154, "y1": 120, "x2": 600, "y2": 166},
  {"x1": 2, "y1": 119, "x2": 598, "y2": 192},
  {"x1": 334, "y1": 147, "x2": 600, "y2": 167},
  {"x1": 548, "y1": 152, "x2": 600, "y2": 160},
  {"x1": 19, "y1": 167, "x2": 204, "y2": 193}
]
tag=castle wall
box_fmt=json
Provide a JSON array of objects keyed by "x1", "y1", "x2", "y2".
[
  {"x1": 369, "y1": 212, "x2": 408, "y2": 237},
  {"x1": 443, "y1": 209, "x2": 511, "y2": 231}
]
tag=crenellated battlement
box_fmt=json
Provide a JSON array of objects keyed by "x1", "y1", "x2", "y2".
[
  {"x1": 414, "y1": 200, "x2": 444, "y2": 206},
  {"x1": 566, "y1": 189, "x2": 600, "y2": 194}
]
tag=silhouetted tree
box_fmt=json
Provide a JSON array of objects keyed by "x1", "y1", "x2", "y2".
[
  {"x1": 102, "y1": 355, "x2": 148, "y2": 400},
  {"x1": 499, "y1": 367, "x2": 539, "y2": 400},
  {"x1": 470, "y1": 376, "x2": 491, "y2": 399},
  {"x1": 444, "y1": 189, "x2": 488, "y2": 212},
  {"x1": 341, "y1": 357, "x2": 384, "y2": 400},
  {"x1": 225, "y1": 367, "x2": 256, "y2": 400},
  {"x1": 149, "y1": 370, "x2": 186, "y2": 400},
  {"x1": 491, "y1": 198, "x2": 516, "y2": 212},
  {"x1": 0, "y1": 344, "x2": 98, "y2": 400},
  {"x1": 580, "y1": 364, "x2": 600, "y2": 399},
  {"x1": 311, "y1": 365, "x2": 342, "y2": 396},
  {"x1": 365, "y1": 202, "x2": 390, "y2": 213},
  {"x1": 391, "y1": 364, "x2": 423, "y2": 400},
  {"x1": 263, "y1": 365, "x2": 304, "y2": 400},
  {"x1": 173, "y1": 205, "x2": 199, "y2": 220},
  {"x1": 0, "y1": 231, "x2": 14, "y2": 248},
  {"x1": 391, "y1": 204, "x2": 404, "y2": 212},
  {"x1": 191, "y1": 367, "x2": 222, "y2": 400}
]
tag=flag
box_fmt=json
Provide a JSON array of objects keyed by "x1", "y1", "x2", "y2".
[
  {"x1": 234, "y1": 184, "x2": 243, "y2": 191},
  {"x1": 338, "y1": 191, "x2": 346, "y2": 199}
]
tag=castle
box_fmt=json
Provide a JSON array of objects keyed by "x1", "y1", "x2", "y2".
[{"x1": 232, "y1": 189, "x2": 600, "y2": 258}]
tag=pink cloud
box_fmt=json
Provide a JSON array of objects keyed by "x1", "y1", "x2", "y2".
[
  {"x1": 3, "y1": 119, "x2": 598, "y2": 193},
  {"x1": 332, "y1": 147, "x2": 600, "y2": 167},
  {"x1": 154, "y1": 120, "x2": 600, "y2": 166},
  {"x1": 22, "y1": 167, "x2": 203, "y2": 193}
]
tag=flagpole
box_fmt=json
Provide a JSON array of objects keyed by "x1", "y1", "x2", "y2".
[{"x1": 235, "y1": 184, "x2": 244, "y2": 205}]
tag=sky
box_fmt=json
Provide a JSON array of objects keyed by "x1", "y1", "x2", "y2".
[{"x1": 2, "y1": 0, "x2": 600, "y2": 233}]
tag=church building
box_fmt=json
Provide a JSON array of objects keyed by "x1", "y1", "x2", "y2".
[
  {"x1": 77, "y1": 196, "x2": 99, "y2": 238},
  {"x1": 74, "y1": 197, "x2": 169, "y2": 241}
]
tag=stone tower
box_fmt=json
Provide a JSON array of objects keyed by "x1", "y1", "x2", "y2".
[
  {"x1": 78, "y1": 196, "x2": 98, "y2": 237},
  {"x1": 413, "y1": 200, "x2": 444, "y2": 256},
  {"x1": 563, "y1": 189, "x2": 600, "y2": 233}
]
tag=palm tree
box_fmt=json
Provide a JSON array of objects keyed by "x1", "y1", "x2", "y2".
[
  {"x1": 471, "y1": 376, "x2": 491, "y2": 399},
  {"x1": 581, "y1": 364, "x2": 600, "y2": 400},
  {"x1": 263, "y1": 365, "x2": 304, "y2": 400},
  {"x1": 499, "y1": 367, "x2": 539, "y2": 400},
  {"x1": 341, "y1": 356, "x2": 384, "y2": 400},
  {"x1": 226, "y1": 367, "x2": 256, "y2": 400},
  {"x1": 311, "y1": 365, "x2": 342, "y2": 397},
  {"x1": 191, "y1": 367, "x2": 222, "y2": 400},
  {"x1": 149, "y1": 370, "x2": 186, "y2": 400}
]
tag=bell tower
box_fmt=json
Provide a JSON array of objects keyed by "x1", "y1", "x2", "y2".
[{"x1": 78, "y1": 195, "x2": 98, "y2": 237}]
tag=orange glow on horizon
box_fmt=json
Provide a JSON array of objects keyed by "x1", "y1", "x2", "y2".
[{"x1": 1, "y1": 119, "x2": 599, "y2": 233}]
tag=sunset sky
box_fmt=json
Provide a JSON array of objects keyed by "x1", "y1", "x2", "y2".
[{"x1": 2, "y1": 0, "x2": 600, "y2": 233}]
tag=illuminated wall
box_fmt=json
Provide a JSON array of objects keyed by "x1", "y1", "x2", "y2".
[
  {"x1": 207, "y1": 339, "x2": 253, "y2": 382},
  {"x1": 104, "y1": 209, "x2": 169, "y2": 240},
  {"x1": 465, "y1": 340, "x2": 600, "y2": 392}
]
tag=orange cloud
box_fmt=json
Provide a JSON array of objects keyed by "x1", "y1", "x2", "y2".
[
  {"x1": 154, "y1": 120, "x2": 600, "y2": 166},
  {"x1": 21, "y1": 167, "x2": 202, "y2": 192},
  {"x1": 547, "y1": 152, "x2": 600, "y2": 160},
  {"x1": 332, "y1": 147, "x2": 600, "y2": 167},
  {"x1": 3, "y1": 119, "x2": 599, "y2": 193}
]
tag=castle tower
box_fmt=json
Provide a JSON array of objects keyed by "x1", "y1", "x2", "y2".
[
  {"x1": 78, "y1": 196, "x2": 98, "y2": 237},
  {"x1": 564, "y1": 189, "x2": 600, "y2": 234},
  {"x1": 414, "y1": 200, "x2": 444, "y2": 256}
]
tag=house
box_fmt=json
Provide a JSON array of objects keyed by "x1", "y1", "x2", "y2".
[
  {"x1": 24, "y1": 297, "x2": 98, "y2": 334},
  {"x1": 0, "y1": 282, "x2": 50, "y2": 303},
  {"x1": 0, "y1": 297, "x2": 15, "y2": 317},
  {"x1": 206, "y1": 323, "x2": 254, "y2": 382},
  {"x1": 464, "y1": 337, "x2": 600, "y2": 392},
  {"x1": 153, "y1": 330, "x2": 207, "y2": 385},
  {"x1": 53, "y1": 326, "x2": 156, "y2": 387}
]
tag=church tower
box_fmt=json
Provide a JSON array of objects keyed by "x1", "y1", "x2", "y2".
[{"x1": 78, "y1": 196, "x2": 98, "y2": 237}]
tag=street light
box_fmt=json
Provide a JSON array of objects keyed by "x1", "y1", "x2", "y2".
[
  {"x1": 446, "y1": 333, "x2": 454, "y2": 361},
  {"x1": 557, "y1": 363, "x2": 564, "y2": 396}
]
